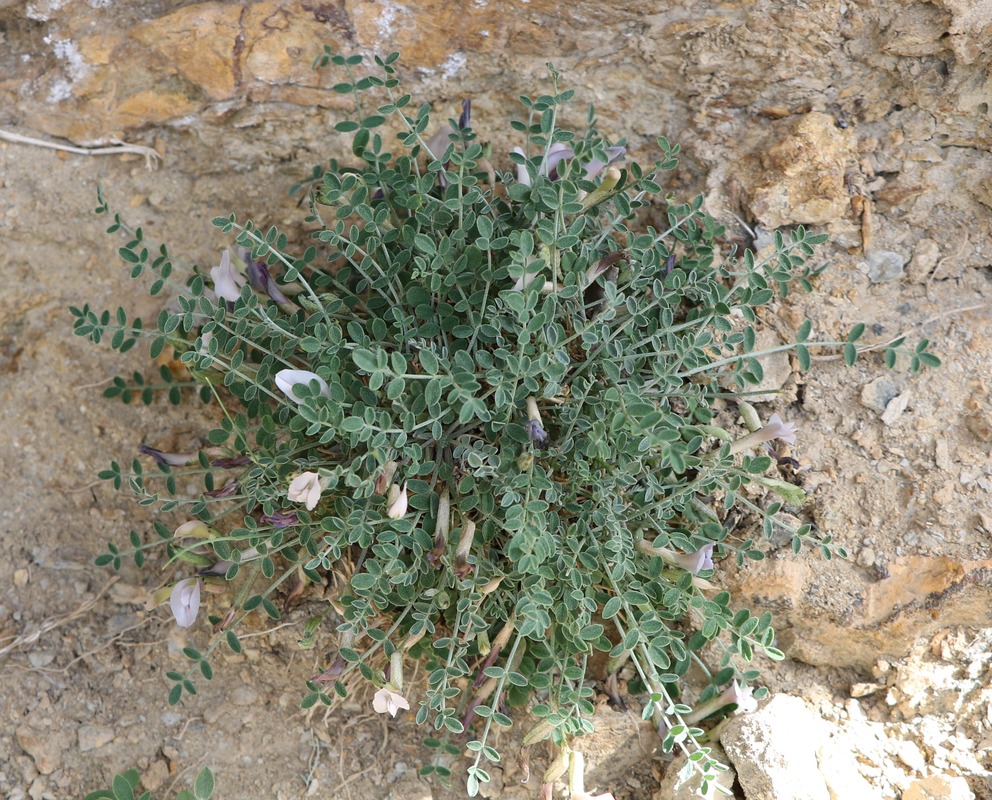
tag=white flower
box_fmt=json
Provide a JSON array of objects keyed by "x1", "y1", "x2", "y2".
[
  {"x1": 386, "y1": 482, "x2": 409, "y2": 520},
  {"x1": 288, "y1": 471, "x2": 323, "y2": 511},
  {"x1": 274, "y1": 369, "x2": 330, "y2": 404},
  {"x1": 210, "y1": 249, "x2": 245, "y2": 303},
  {"x1": 170, "y1": 578, "x2": 201, "y2": 628},
  {"x1": 684, "y1": 678, "x2": 759, "y2": 724},
  {"x1": 372, "y1": 686, "x2": 410, "y2": 717},
  {"x1": 672, "y1": 544, "x2": 715, "y2": 575},
  {"x1": 717, "y1": 679, "x2": 758, "y2": 714}
]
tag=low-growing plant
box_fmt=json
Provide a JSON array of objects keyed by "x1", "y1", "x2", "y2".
[
  {"x1": 85, "y1": 766, "x2": 214, "y2": 800},
  {"x1": 72, "y1": 50, "x2": 938, "y2": 798}
]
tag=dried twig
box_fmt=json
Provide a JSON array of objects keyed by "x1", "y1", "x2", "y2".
[
  {"x1": 0, "y1": 576, "x2": 119, "y2": 658},
  {"x1": 0, "y1": 127, "x2": 161, "y2": 169}
]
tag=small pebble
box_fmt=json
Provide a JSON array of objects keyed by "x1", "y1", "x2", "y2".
[
  {"x1": 866, "y1": 249, "x2": 907, "y2": 283},
  {"x1": 78, "y1": 724, "x2": 115, "y2": 752},
  {"x1": 881, "y1": 392, "x2": 911, "y2": 426}
]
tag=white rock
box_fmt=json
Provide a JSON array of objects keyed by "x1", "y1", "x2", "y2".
[
  {"x1": 881, "y1": 392, "x2": 911, "y2": 426},
  {"x1": 818, "y1": 736, "x2": 877, "y2": 800},
  {"x1": 720, "y1": 694, "x2": 830, "y2": 800},
  {"x1": 897, "y1": 740, "x2": 927, "y2": 773}
]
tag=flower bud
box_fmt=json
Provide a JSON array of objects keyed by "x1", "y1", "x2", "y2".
[
  {"x1": 386, "y1": 482, "x2": 409, "y2": 520},
  {"x1": 274, "y1": 369, "x2": 330, "y2": 404},
  {"x1": 373, "y1": 460, "x2": 399, "y2": 495}
]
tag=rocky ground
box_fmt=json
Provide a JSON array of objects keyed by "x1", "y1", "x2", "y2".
[{"x1": 1, "y1": 1, "x2": 991, "y2": 799}]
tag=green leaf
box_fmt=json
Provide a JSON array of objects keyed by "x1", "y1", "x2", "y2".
[
  {"x1": 352, "y1": 348, "x2": 379, "y2": 373},
  {"x1": 112, "y1": 774, "x2": 135, "y2": 800},
  {"x1": 194, "y1": 768, "x2": 215, "y2": 799}
]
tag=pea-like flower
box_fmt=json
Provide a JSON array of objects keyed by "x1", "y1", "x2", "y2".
[
  {"x1": 259, "y1": 510, "x2": 299, "y2": 528},
  {"x1": 170, "y1": 577, "x2": 201, "y2": 628},
  {"x1": 209, "y1": 249, "x2": 245, "y2": 303},
  {"x1": 244, "y1": 255, "x2": 292, "y2": 306},
  {"x1": 372, "y1": 686, "x2": 410, "y2": 717},
  {"x1": 138, "y1": 444, "x2": 194, "y2": 467},
  {"x1": 672, "y1": 544, "x2": 715, "y2": 575},
  {"x1": 760, "y1": 413, "x2": 798, "y2": 445},
  {"x1": 684, "y1": 679, "x2": 758, "y2": 723},
  {"x1": 513, "y1": 143, "x2": 625, "y2": 187},
  {"x1": 729, "y1": 412, "x2": 798, "y2": 454},
  {"x1": 274, "y1": 369, "x2": 331, "y2": 404},
  {"x1": 525, "y1": 396, "x2": 550, "y2": 447},
  {"x1": 288, "y1": 471, "x2": 324, "y2": 511},
  {"x1": 386, "y1": 482, "x2": 409, "y2": 520}
]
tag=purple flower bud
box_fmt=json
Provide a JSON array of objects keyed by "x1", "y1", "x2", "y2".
[
  {"x1": 259, "y1": 510, "x2": 299, "y2": 528},
  {"x1": 245, "y1": 256, "x2": 291, "y2": 305},
  {"x1": 458, "y1": 99, "x2": 471, "y2": 130},
  {"x1": 204, "y1": 481, "x2": 239, "y2": 498},
  {"x1": 170, "y1": 578, "x2": 201, "y2": 628},
  {"x1": 139, "y1": 444, "x2": 194, "y2": 467}
]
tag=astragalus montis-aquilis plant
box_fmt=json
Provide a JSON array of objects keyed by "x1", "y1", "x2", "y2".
[{"x1": 73, "y1": 50, "x2": 939, "y2": 799}]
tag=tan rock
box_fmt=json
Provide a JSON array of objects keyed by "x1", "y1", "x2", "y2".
[
  {"x1": 15, "y1": 727, "x2": 61, "y2": 775},
  {"x1": 731, "y1": 554, "x2": 992, "y2": 669},
  {"x1": 935, "y1": 0, "x2": 992, "y2": 65},
  {"x1": 131, "y1": 3, "x2": 244, "y2": 102},
  {"x1": 741, "y1": 112, "x2": 856, "y2": 229},
  {"x1": 902, "y1": 773, "x2": 975, "y2": 800}
]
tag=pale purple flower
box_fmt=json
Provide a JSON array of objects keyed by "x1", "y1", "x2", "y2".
[
  {"x1": 581, "y1": 145, "x2": 626, "y2": 181},
  {"x1": 729, "y1": 412, "x2": 799, "y2": 454},
  {"x1": 274, "y1": 369, "x2": 331, "y2": 404},
  {"x1": 513, "y1": 143, "x2": 625, "y2": 187},
  {"x1": 672, "y1": 544, "x2": 715, "y2": 575},
  {"x1": 210, "y1": 249, "x2": 245, "y2": 303},
  {"x1": 525, "y1": 419, "x2": 549, "y2": 447},
  {"x1": 385, "y1": 483, "x2": 409, "y2": 520},
  {"x1": 288, "y1": 471, "x2": 323, "y2": 511},
  {"x1": 170, "y1": 578, "x2": 201, "y2": 628},
  {"x1": 139, "y1": 444, "x2": 194, "y2": 467},
  {"x1": 372, "y1": 686, "x2": 410, "y2": 717},
  {"x1": 760, "y1": 413, "x2": 798, "y2": 445}
]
